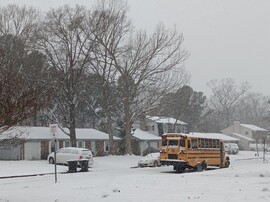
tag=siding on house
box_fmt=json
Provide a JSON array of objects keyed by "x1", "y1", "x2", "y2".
[
  {"x1": 20, "y1": 141, "x2": 24, "y2": 160},
  {"x1": 41, "y1": 141, "x2": 49, "y2": 160},
  {"x1": 1, "y1": 126, "x2": 121, "y2": 160}
]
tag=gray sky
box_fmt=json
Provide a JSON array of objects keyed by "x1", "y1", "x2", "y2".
[{"x1": 1, "y1": 0, "x2": 269, "y2": 96}]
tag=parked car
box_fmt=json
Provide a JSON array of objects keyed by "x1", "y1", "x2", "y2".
[
  {"x1": 249, "y1": 143, "x2": 270, "y2": 151},
  {"x1": 142, "y1": 147, "x2": 160, "y2": 156},
  {"x1": 138, "y1": 152, "x2": 161, "y2": 167},
  {"x1": 47, "y1": 147, "x2": 94, "y2": 166},
  {"x1": 225, "y1": 143, "x2": 239, "y2": 154}
]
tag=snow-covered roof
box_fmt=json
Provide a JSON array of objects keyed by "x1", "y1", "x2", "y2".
[
  {"x1": 231, "y1": 133, "x2": 255, "y2": 142},
  {"x1": 0, "y1": 126, "x2": 120, "y2": 140},
  {"x1": 132, "y1": 129, "x2": 161, "y2": 141},
  {"x1": 240, "y1": 124, "x2": 267, "y2": 132},
  {"x1": 146, "y1": 116, "x2": 187, "y2": 125},
  {"x1": 0, "y1": 127, "x2": 68, "y2": 140},
  {"x1": 187, "y1": 132, "x2": 239, "y2": 141},
  {"x1": 75, "y1": 128, "x2": 121, "y2": 140}
]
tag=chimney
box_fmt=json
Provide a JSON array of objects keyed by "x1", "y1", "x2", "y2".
[
  {"x1": 233, "y1": 120, "x2": 241, "y2": 133},
  {"x1": 139, "y1": 112, "x2": 147, "y2": 131}
]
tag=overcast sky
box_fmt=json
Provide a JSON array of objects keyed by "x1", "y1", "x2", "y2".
[{"x1": 1, "y1": 0, "x2": 269, "y2": 96}]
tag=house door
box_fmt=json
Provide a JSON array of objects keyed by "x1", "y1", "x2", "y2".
[
  {"x1": 0, "y1": 143, "x2": 20, "y2": 160},
  {"x1": 25, "y1": 142, "x2": 41, "y2": 160},
  {"x1": 91, "y1": 141, "x2": 96, "y2": 156}
]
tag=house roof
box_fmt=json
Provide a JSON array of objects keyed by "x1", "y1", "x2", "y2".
[
  {"x1": 0, "y1": 126, "x2": 120, "y2": 141},
  {"x1": 132, "y1": 129, "x2": 161, "y2": 141},
  {"x1": 188, "y1": 132, "x2": 239, "y2": 141},
  {"x1": 231, "y1": 133, "x2": 255, "y2": 142},
  {"x1": 75, "y1": 128, "x2": 121, "y2": 140},
  {"x1": 146, "y1": 116, "x2": 187, "y2": 125},
  {"x1": 240, "y1": 124, "x2": 267, "y2": 132}
]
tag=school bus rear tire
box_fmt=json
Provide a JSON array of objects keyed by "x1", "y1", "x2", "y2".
[{"x1": 202, "y1": 161, "x2": 207, "y2": 170}]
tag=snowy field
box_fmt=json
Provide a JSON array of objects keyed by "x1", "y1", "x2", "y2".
[{"x1": 1, "y1": 151, "x2": 270, "y2": 202}]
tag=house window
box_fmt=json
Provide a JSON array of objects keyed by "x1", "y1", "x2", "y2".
[
  {"x1": 152, "y1": 125, "x2": 155, "y2": 131},
  {"x1": 104, "y1": 141, "x2": 109, "y2": 153},
  {"x1": 77, "y1": 140, "x2": 84, "y2": 148},
  {"x1": 245, "y1": 131, "x2": 249, "y2": 136},
  {"x1": 64, "y1": 140, "x2": 70, "y2": 148}
]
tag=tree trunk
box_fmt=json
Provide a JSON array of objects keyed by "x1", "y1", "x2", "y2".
[
  {"x1": 123, "y1": 95, "x2": 132, "y2": 154},
  {"x1": 139, "y1": 112, "x2": 147, "y2": 131},
  {"x1": 69, "y1": 103, "x2": 77, "y2": 147},
  {"x1": 125, "y1": 116, "x2": 132, "y2": 155},
  {"x1": 226, "y1": 108, "x2": 230, "y2": 127},
  {"x1": 107, "y1": 110, "x2": 114, "y2": 154}
]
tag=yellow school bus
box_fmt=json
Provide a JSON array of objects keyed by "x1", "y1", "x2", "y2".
[{"x1": 160, "y1": 133, "x2": 230, "y2": 173}]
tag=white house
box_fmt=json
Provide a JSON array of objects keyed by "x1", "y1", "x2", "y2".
[
  {"x1": 0, "y1": 126, "x2": 121, "y2": 160},
  {"x1": 133, "y1": 116, "x2": 189, "y2": 136},
  {"x1": 221, "y1": 121, "x2": 268, "y2": 150}
]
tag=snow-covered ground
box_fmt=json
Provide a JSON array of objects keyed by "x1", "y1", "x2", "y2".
[{"x1": 1, "y1": 151, "x2": 270, "y2": 202}]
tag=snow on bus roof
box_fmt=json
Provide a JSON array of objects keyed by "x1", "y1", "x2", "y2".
[
  {"x1": 166, "y1": 136, "x2": 182, "y2": 140},
  {"x1": 188, "y1": 132, "x2": 238, "y2": 141},
  {"x1": 162, "y1": 132, "x2": 238, "y2": 141}
]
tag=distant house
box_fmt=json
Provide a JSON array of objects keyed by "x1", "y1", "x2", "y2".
[
  {"x1": 131, "y1": 128, "x2": 161, "y2": 155},
  {"x1": 133, "y1": 116, "x2": 189, "y2": 136},
  {"x1": 221, "y1": 121, "x2": 268, "y2": 150},
  {"x1": 0, "y1": 126, "x2": 121, "y2": 160},
  {"x1": 132, "y1": 116, "x2": 188, "y2": 155}
]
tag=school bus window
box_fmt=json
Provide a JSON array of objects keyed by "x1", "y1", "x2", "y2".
[
  {"x1": 198, "y1": 139, "x2": 201, "y2": 148},
  {"x1": 208, "y1": 139, "x2": 213, "y2": 149},
  {"x1": 192, "y1": 139, "x2": 198, "y2": 149},
  {"x1": 201, "y1": 139, "x2": 205, "y2": 148},
  {"x1": 180, "y1": 139, "x2": 185, "y2": 147},
  {"x1": 213, "y1": 140, "x2": 216, "y2": 148},
  {"x1": 162, "y1": 138, "x2": 167, "y2": 146},
  {"x1": 205, "y1": 139, "x2": 209, "y2": 148},
  {"x1": 168, "y1": 140, "x2": 178, "y2": 146},
  {"x1": 216, "y1": 140, "x2": 220, "y2": 148},
  {"x1": 188, "y1": 140, "x2": 191, "y2": 149}
]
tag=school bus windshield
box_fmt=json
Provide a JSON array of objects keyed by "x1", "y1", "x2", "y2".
[{"x1": 168, "y1": 140, "x2": 178, "y2": 146}]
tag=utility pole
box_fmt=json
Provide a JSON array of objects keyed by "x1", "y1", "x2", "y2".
[
  {"x1": 54, "y1": 137, "x2": 57, "y2": 183},
  {"x1": 50, "y1": 124, "x2": 58, "y2": 183}
]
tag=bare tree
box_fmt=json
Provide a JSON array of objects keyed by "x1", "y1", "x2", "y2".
[
  {"x1": 38, "y1": 5, "x2": 94, "y2": 146},
  {"x1": 0, "y1": 4, "x2": 41, "y2": 47},
  {"x1": 0, "y1": 35, "x2": 50, "y2": 133},
  {"x1": 235, "y1": 93, "x2": 270, "y2": 128},
  {"x1": 207, "y1": 78, "x2": 250, "y2": 127},
  {"x1": 110, "y1": 24, "x2": 189, "y2": 154},
  {"x1": 84, "y1": 0, "x2": 131, "y2": 154}
]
